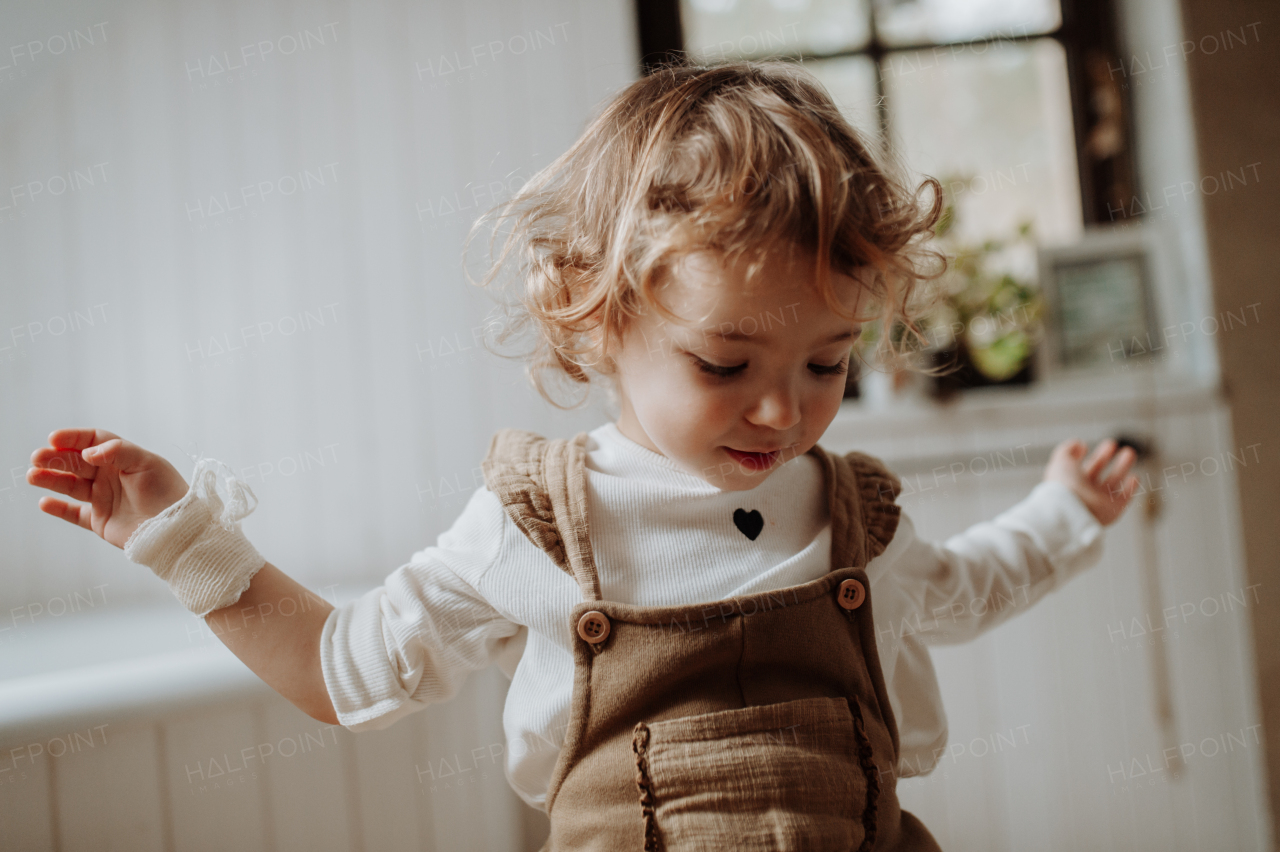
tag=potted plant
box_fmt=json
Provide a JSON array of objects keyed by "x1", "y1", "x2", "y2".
[{"x1": 852, "y1": 182, "x2": 1044, "y2": 402}]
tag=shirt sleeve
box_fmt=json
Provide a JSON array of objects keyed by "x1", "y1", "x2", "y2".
[
  {"x1": 319, "y1": 487, "x2": 522, "y2": 731},
  {"x1": 882, "y1": 480, "x2": 1106, "y2": 646}
]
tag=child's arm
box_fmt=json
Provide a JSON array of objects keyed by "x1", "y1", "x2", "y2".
[
  {"x1": 203, "y1": 562, "x2": 337, "y2": 725},
  {"x1": 28, "y1": 428, "x2": 337, "y2": 725},
  {"x1": 888, "y1": 438, "x2": 1138, "y2": 644}
]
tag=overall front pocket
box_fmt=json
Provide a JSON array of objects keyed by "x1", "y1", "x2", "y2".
[{"x1": 631, "y1": 695, "x2": 881, "y2": 852}]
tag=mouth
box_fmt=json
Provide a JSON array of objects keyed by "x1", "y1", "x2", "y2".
[{"x1": 724, "y1": 447, "x2": 782, "y2": 472}]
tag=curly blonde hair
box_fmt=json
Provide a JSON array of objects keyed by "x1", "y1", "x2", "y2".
[{"x1": 467, "y1": 60, "x2": 944, "y2": 407}]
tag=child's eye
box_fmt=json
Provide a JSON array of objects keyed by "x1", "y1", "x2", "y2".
[
  {"x1": 690, "y1": 355, "x2": 747, "y2": 378},
  {"x1": 808, "y1": 360, "x2": 849, "y2": 377}
]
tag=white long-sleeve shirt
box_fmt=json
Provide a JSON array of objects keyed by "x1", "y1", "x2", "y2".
[{"x1": 320, "y1": 422, "x2": 1105, "y2": 809}]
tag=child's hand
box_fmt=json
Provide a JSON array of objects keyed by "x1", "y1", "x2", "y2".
[
  {"x1": 1042, "y1": 438, "x2": 1139, "y2": 526},
  {"x1": 27, "y1": 429, "x2": 191, "y2": 549}
]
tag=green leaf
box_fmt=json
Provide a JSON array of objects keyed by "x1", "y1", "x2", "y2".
[{"x1": 969, "y1": 333, "x2": 1030, "y2": 381}]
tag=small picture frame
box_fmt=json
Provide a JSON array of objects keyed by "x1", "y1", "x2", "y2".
[{"x1": 1037, "y1": 226, "x2": 1158, "y2": 376}]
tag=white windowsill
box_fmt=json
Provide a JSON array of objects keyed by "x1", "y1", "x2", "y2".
[
  {"x1": 0, "y1": 605, "x2": 267, "y2": 744},
  {"x1": 0, "y1": 587, "x2": 377, "y2": 744},
  {"x1": 828, "y1": 366, "x2": 1222, "y2": 452}
]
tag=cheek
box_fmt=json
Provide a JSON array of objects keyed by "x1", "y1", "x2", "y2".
[
  {"x1": 803, "y1": 380, "x2": 846, "y2": 434},
  {"x1": 653, "y1": 373, "x2": 737, "y2": 436},
  {"x1": 615, "y1": 327, "x2": 746, "y2": 449}
]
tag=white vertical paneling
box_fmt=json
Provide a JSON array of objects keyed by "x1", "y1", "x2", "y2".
[
  {"x1": 416, "y1": 667, "x2": 524, "y2": 850},
  {"x1": 0, "y1": 734, "x2": 57, "y2": 852},
  {"x1": 161, "y1": 703, "x2": 273, "y2": 852},
  {"x1": 349, "y1": 702, "x2": 427, "y2": 852},
  {"x1": 1207, "y1": 407, "x2": 1272, "y2": 852},
  {"x1": 1154, "y1": 410, "x2": 1266, "y2": 850},
  {"x1": 53, "y1": 721, "x2": 166, "y2": 852},
  {"x1": 260, "y1": 699, "x2": 356, "y2": 852}
]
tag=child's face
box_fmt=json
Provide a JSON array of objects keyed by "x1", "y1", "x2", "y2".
[{"x1": 612, "y1": 246, "x2": 864, "y2": 491}]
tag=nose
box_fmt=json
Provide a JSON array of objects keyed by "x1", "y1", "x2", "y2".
[{"x1": 746, "y1": 379, "x2": 801, "y2": 431}]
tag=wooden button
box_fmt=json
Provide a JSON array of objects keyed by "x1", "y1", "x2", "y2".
[
  {"x1": 577, "y1": 610, "x2": 611, "y2": 644},
  {"x1": 836, "y1": 578, "x2": 865, "y2": 610}
]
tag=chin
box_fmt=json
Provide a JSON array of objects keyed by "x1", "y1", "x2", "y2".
[
  {"x1": 725, "y1": 476, "x2": 772, "y2": 492},
  {"x1": 713, "y1": 467, "x2": 777, "y2": 492}
]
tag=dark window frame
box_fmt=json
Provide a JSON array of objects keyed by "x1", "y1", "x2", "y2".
[{"x1": 635, "y1": 0, "x2": 1139, "y2": 225}]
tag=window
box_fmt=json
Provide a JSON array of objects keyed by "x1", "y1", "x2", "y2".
[{"x1": 636, "y1": 0, "x2": 1137, "y2": 241}]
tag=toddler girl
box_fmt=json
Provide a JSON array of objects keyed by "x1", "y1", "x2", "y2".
[{"x1": 28, "y1": 61, "x2": 1138, "y2": 851}]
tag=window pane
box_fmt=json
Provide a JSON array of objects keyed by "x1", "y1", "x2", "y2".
[
  {"x1": 885, "y1": 38, "x2": 1081, "y2": 250},
  {"x1": 803, "y1": 56, "x2": 882, "y2": 144},
  {"x1": 681, "y1": 0, "x2": 871, "y2": 61},
  {"x1": 874, "y1": 0, "x2": 1060, "y2": 47}
]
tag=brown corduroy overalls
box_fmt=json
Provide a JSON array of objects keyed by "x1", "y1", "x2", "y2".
[{"x1": 482, "y1": 429, "x2": 943, "y2": 852}]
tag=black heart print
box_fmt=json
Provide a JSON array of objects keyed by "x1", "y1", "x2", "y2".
[{"x1": 733, "y1": 508, "x2": 764, "y2": 541}]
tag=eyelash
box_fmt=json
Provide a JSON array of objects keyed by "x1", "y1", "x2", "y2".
[
  {"x1": 694, "y1": 359, "x2": 747, "y2": 378},
  {"x1": 809, "y1": 361, "x2": 849, "y2": 377},
  {"x1": 691, "y1": 356, "x2": 848, "y2": 379}
]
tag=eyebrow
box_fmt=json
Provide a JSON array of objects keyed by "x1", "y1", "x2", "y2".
[{"x1": 701, "y1": 328, "x2": 859, "y2": 345}]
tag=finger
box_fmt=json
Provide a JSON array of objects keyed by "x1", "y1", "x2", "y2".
[
  {"x1": 1108, "y1": 473, "x2": 1139, "y2": 503},
  {"x1": 48, "y1": 428, "x2": 122, "y2": 453},
  {"x1": 30, "y1": 447, "x2": 98, "y2": 479},
  {"x1": 1119, "y1": 475, "x2": 1139, "y2": 502},
  {"x1": 80, "y1": 438, "x2": 150, "y2": 472},
  {"x1": 1083, "y1": 439, "x2": 1117, "y2": 480},
  {"x1": 37, "y1": 495, "x2": 92, "y2": 531},
  {"x1": 1102, "y1": 447, "x2": 1137, "y2": 490},
  {"x1": 27, "y1": 467, "x2": 94, "y2": 503},
  {"x1": 1051, "y1": 439, "x2": 1085, "y2": 464}
]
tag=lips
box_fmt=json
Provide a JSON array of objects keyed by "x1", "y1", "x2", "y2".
[{"x1": 724, "y1": 447, "x2": 781, "y2": 472}]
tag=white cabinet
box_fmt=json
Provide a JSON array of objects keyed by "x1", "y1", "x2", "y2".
[
  {"x1": 0, "y1": 651, "x2": 535, "y2": 852},
  {"x1": 824, "y1": 372, "x2": 1271, "y2": 851}
]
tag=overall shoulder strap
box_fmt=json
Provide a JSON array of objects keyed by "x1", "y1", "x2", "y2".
[
  {"x1": 808, "y1": 444, "x2": 903, "y2": 569},
  {"x1": 481, "y1": 428, "x2": 601, "y2": 602}
]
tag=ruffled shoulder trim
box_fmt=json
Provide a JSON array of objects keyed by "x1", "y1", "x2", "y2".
[
  {"x1": 809, "y1": 444, "x2": 903, "y2": 567},
  {"x1": 843, "y1": 451, "x2": 903, "y2": 562},
  {"x1": 481, "y1": 428, "x2": 572, "y2": 576}
]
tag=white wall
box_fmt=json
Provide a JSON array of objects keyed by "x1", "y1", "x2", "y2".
[
  {"x1": 1114, "y1": 0, "x2": 1222, "y2": 380},
  {"x1": 0, "y1": 0, "x2": 635, "y2": 610},
  {"x1": 1, "y1": 3, "x2": 634, "y2": 847}
]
